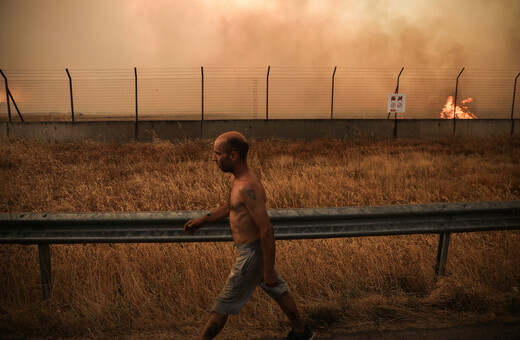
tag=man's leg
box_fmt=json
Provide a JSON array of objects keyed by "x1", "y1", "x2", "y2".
[
  {"x1": 274, "y1": 291, "x2": 305, "y2": 334},
  {"x1": 199, "y1": 312, "x2": 228, "y2": 340}
]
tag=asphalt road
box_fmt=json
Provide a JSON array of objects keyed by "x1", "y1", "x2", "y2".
[{"x1": 254, "y1": 322, "x2": 520, "y2": 340}]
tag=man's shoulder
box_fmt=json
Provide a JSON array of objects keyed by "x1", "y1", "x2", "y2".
[
  {"x1": 235, "y1": 177, "x2": 260, "y2": 193},
  {"x1": 234, "y1": 175, "x2": 262, "y2": 199}
]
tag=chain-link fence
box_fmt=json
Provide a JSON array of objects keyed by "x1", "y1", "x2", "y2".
[{"x1": 1, "y1": 67, "x2": 518, "y2": 121}]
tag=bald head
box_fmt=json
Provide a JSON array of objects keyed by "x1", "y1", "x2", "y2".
[{"x1": 215, "y1": 131, "x2": 249, "y2": 160}]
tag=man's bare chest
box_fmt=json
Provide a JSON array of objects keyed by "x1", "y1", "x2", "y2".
[{"x1": 229, "y1": 185, "x2": 244, "y2": 212}]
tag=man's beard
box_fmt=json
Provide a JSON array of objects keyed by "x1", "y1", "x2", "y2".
[{"x1": 218, "y1": 161, "x2": 234, "y2": 173}]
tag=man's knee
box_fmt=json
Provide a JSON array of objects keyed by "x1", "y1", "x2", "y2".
[{"x1": 275, "y1": 291, "x2": 290, "y2": 302}]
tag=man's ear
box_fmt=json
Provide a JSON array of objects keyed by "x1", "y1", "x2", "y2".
[{"x1": 229, "y1": 151, "x2": 239, "y2": 162}]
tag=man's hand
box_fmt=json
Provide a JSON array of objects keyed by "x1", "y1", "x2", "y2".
[
  {"x1": 264, "y1": 269, "x2": 282, "y2": 287},
  {"x1": 184, "y1": 217, "x2": 206, "y2": 235}
]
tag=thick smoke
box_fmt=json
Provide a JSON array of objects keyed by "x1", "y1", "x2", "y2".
[{"x1": 0, "y1": 0, "x2": 519, "y2": 68}]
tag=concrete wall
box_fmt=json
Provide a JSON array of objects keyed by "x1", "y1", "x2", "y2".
[{"x1": 1, "y1": 119, "x2": 518, "y2": 142}]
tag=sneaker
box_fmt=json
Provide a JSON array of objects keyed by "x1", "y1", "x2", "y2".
[{"x1": 285, "y1": 326, "x2": 315, "y2": 340}]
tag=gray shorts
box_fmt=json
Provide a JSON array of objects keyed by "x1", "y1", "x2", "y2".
[{"x1": 212, "y1": 239, "x2": 289, "y2": 315}]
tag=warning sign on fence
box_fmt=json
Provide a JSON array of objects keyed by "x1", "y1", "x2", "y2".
[{"x1": 388, "y1": 94, "x2": 406, "y2": 113}]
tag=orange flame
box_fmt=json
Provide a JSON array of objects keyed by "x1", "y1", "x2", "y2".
[{"x1": 439, "y1": 96, "x2": 477, "y2": 119}]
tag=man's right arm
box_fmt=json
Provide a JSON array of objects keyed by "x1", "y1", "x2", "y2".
[{"x1": 184, "y1": 203, "x2": 230, "y2": 235}]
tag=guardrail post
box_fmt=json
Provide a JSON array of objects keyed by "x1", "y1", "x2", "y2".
[
  {"x1": 453, "y1": 67, "x2": 465, "y2": 134},
  {"x1": 331, "y1": 66, "x2": 337, "y2": 120},
  {"x1": 435, "y1": 233, "x2": 451, "y2": 276},
  {"x1": 0, "y1": 69, "x2": 11, "y2": 122},
  {"x1": 266, "y1": 66, "x2": 270, "y2": 121},
  {"x1": 66, "y1": 68, "x2": 74, "y2": 122},
  {"x1": 511, "y1": 72, "x2": 519, "y2": 135},
  {"x1": 38, "y1": 243, "x2": 52, "y2": 300}
]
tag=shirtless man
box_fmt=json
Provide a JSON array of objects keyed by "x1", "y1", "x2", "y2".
[{"x1": 184, "y1": 131, "x2": 314, "y2": 340}]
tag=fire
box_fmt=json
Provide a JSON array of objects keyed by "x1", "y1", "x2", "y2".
[{"x1": 439, "y1": 96, "x2": 477, "y2": 119}]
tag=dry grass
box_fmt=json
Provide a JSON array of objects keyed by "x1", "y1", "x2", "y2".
[{"x1": 0, "y1": 137, "x2": 519, "y2": 339}]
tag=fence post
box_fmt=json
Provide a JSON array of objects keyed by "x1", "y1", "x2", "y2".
[
  {"x1": 266, "y1": 66, "x2": 270, "y2": 121},
  {"x1": 394, "y1": 67, "x2": 404, "y2": 94},
  {"x1": 392, "y1": 67, "x2": 404, "y2": 138},
  {"x1": 453, "y1": 67, "x2": 465, "y2": 134},
  {"x1": 435, "y1": 233, "x2": 451, "y2": 276},
  {"x1": 387, "y1": 67, "x2": 404, "y2": 119},
  {"x1": 0, "y1": 69, "x2": 12, "y2": 122},
  {"x1": 66, "y1": 68, "x2": 74, "y2": 122},
  {"x1": 8, "y1": 91, "x2": 23, "y2": 122},
  {"x1": 511, "y1": 72, "x2": 520, "y2": 135},
  {"x1": 201, "y1": 67, "x2": 204, "y2": 121},
  {"x1": 134, "y1": 67, "x2": 139, "y2": 141},
  {"x1": 331, "y1": 66, "x2": 337, "y2": 120},
  {"x1": 38, "y1": 243, "x2": 52, "y2": 300}
]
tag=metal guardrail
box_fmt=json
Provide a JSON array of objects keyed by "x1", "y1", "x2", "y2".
[{"x1": 1, "y1": 201, "x2": 519, "y2": 299}]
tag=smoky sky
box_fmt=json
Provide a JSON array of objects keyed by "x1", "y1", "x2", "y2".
[{"x1": 1, "y1": 0, "x2": 519, "y2": 69}]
